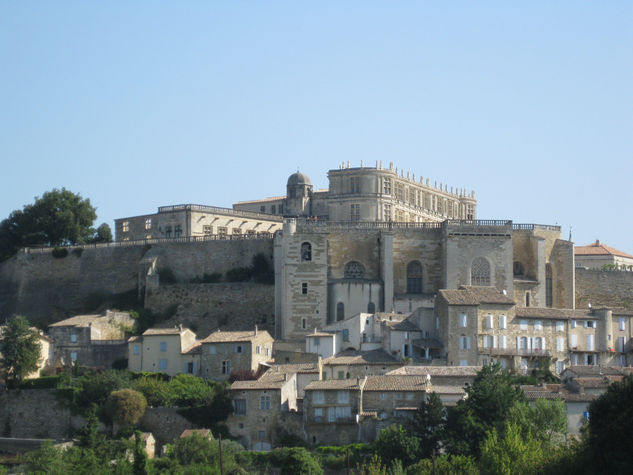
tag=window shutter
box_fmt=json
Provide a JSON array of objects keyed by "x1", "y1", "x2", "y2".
[
  {"x1": 467, "y1": 337, "x2": 471, "y2": 350},
  {"x1": 542, "y1": 337, "x2": 546, "y2": 350},
  {"x1": 493, "y1": 335, "x2": 498, "y2": 348},
  {"x1": 516, "y1": 336, "x2": 520, "y2": 350}
]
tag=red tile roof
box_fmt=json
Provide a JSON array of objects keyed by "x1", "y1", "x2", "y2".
[{"x1": 575, "y1": 240, "x2": 633, "y2": 259}]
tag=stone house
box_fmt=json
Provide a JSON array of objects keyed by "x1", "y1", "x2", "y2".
[
  {"x1": 127, "y1": 326, "x2": 199, "y2": 376},
  {"x1": 262, "y1": 362, "x2": 322, "y2": 399},
  {"x1": 199, "y1": 328, "x2": 273, "y2": 381},
  {"x1": 386, "y1": 365, "x2": 481, "y2": 388},
  {"x1": 574, "y1": 240, "x2": 633, "y2": 270},
  {"x1": 227, "y1": 370, "x2": 297, "y2": 450},
  {"x1": 48, "y1": 310, "x2": 134, "y2": 367},
  {"x1": 303, "y1": 379, "x2": 364, "y2": 446},
  {"x1": 321, "y1": 349, "x2": 402, "y2": 380}
]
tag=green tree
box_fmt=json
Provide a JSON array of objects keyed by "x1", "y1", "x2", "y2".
[
  {"x1": 0, "y1": 315, "x2": 42, "y2": 387},
  {"x1": 507, "y1": 398, "x2": 567, "y2": 447},
  {"x1": 587, "y1": 374, "x2": 633, "y2": 473},
  {"x1": 270, "y1": 447, "x2": 323, "y2": 475},
  {"x1": 25, "y1": 440, "x2": 68, "y2": 475},
  {"x1": 104, "y1": 389, "x2": 147, "y2": 428},
  {"x1": 0, "y1": 188, "x2": 98, "y2": 259},
  {"x1": 411, "y1": 391, "x2": 445, "y2": 458},
  {"x1": 77, "y1": 369, "x2": 133, "y2": 408},
  {"x1": 132, "y1": 431, "x2": 149, "y2": 475},
  {"x1": 479, "y1": 422, "x2": 543, "y2": 475},
  {"x1": 89, "y1": 223, "x2": 113, "y2": 243},
  {"x1": 444, "y1": 364, "x2": 525, "y2": 456},
  {"x1": 407, "y1": 454, "x2": 479, "y2": 475},
  {"x1": 78, "y1": 406, "x2": 100, "y2": 449},
  {"x1": 374, "y1": 424, "x2": 420, "y2": 468}
]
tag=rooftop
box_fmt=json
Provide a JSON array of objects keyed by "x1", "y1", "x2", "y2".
[
  {"x1": 231, "y1": 371, "x2": 293, "y2": 390},
  {"x1": 49, "y1": 314, "x2": 102, "y2": 327},
  {"x1": 386, "y1": 365, "x2": 482, "y2": 377},
  {"x1": 439, "y1": 286, "x2": 515, "y2": 306},
  {"x1": 575, "y1": 240, "x2": 633, "y2": 259},
  {"x1": 363, "y1": 375, "x2": 431, "y2": 392},
  {"x1": 143, "y1": 327, "x2": 193, "y2": 336},
  {"x1": 201, "y1": 329, "x2": 271, "y2": 343},
  {"x1": 515, "y1": 307, "x2": 594, "y2": 320},
  {"x1": 323, "y1": 348, "x2": 401, "y2": 366},
  {"x1": 305, "y1": 379, "x2": 363, "y2": 391},
  {"x1": 382, "y1": 318, "x2": 421, "y2": 332}
]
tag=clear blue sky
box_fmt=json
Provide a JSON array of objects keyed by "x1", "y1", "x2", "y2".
[{"x1": 1, "y1": 2, "x2": 631, "y2": 251}]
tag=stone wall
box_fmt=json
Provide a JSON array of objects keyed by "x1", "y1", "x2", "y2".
[
  {"x1": 145, "y1": 283, "x2": 275, "y2": 338},
  {"x1": 0, "y1": 239, "x2": 274, "y2": 325},
  {"x1": 139, "y1": 407, "x2": 195, "y2": 446},
  {"x1": 576, "y1": 268, "x2": 633, "y2": 308},
  {"x1": 0, "y1": 390, "x2": 86, "y2": 439}
]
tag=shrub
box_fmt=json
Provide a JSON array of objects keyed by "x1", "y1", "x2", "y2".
[
  {"x1": 18, "y1": 376, "x2": 60, "y2": 389},
  {"x1": 112, "y1": 358, "x2": 128, "y2": 370},
  {"x1": 52, "y1": 246, "x2": 68, "y2": 258},
  {"x1": 226, "y1": 267, "x2": 252, "y2": 282},
  {"x1": 104, "y1": 388, "x2": 147, "y2": 427},
  {"x1": 158, "y1": 267, "x2": 177, "y2": 284}
]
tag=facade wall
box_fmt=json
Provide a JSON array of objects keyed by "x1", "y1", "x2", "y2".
[
  {"x1": 128, "y1": 331, "x2": 197, "y2": 376},
  {"x1": 115, "y1": 206, "x2": 282, "y2": 242},
  {"x1": 576, "y1": 268, "x2": 633, "y2": 308},
  {"x1": 200, "y1": 333, "x2": 273, "y2": 381}
]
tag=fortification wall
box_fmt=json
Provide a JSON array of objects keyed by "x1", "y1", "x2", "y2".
[
  {"x1": 576, "y1": 268, "x2": 633, "y2": 308},
  {"x1": 0, "y1": 239, "x2": 274, "y2": 325},
  {"x1": 145, "y1": 282, "x2": 275, "y2": 337},
  {"x1": 0, "y1": 390, "x2": 86, "y2": 439}
]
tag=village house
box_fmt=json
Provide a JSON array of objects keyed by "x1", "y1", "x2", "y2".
[
  {"x1": 199, "y1": 327, "x2": 273, "y2": 381},
  {"x1": 321, "y1": 348, "x2": 402, "y2": 380},
  {"x1": 227, "y1": 370, "x2": 297, "y2": 450},
  {"x1": 48, "y1": 310, "x2": 134, "y2": 367},
  {"x1": 127, "y1": 325, "x2": 199, "y2": 376}
]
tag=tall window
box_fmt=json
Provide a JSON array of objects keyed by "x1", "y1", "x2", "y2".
[
  {"x1": 471, "y1": 257, "x2": 490, "y2": 286},
  {"x1": 513, "y1": 261, "x2": 525, "y2": 277},
  {"x1": 383, "y1": 203, "x2": 392, "y2": 221},
  {"x1": 301, "y1": 242, "x2": 312, "y2": 261},
  {"x1": 350, "y1": 176, "x2": 360, "y2": 193},
  {"x1": 344, "y1": 261, "x2": 365, "y2": 279},
  {"x1": 122, "y1": 221, "x2": 129, "y2": 232},
  {"x1": 336, "y1": 302, "x2": 345, "y2": 321},
  {"x1": 145, "y1": 218, "x2": 152, "y2": 230},
  {"x1": 383, "y1": 178, "x2": 392, "y2": 194},
  {"x1": 545, "y1": 264, "x2": 553, "y2": 307},
  {"x1": 165, "y1": 226, "x2": 172, "y2": 238},
  {"x1": 222, "y1": 360, "x2": 231, "y2": 374},
  {"x1": 260, "y1": 396, "x2": 271, "y2": 410},
  {"x1": 406, "y1": 261, "x2": 423, "y2": 294},
  {"x1": 174, "y1": 225, "x2": 182, "y2": 238},
  {"x1": 350, "y1": 204, "x2": 360, "y2": 221}
]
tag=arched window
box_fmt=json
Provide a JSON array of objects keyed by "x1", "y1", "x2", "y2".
[
  {"x1": 534, "y1": 337, "x2": 543, "y2": 350},
  {"x1": 471, "y1": 257, "x2": 491, "y2": 286},
  {"x1": 406, "y1": 261, "x2": 423, "y2": 294},
  {"x1": 513, "y1": 261, "x2": 525, "y2": 277},
  {"x1": 545, "y1": 264, "x2": 553, "y2": 308},
  {"x1": 344, "y1": 261, "x2": 365, "y2": 279},
  {"x1": 301, "y1": 242, "x2": 312, "y2": 261},
  {"x1": 336, "y1": 302, "x2": 345, "y2": 321},
  {"x1": 367, "y1": 302, "x2": 376, "y2": 314}
]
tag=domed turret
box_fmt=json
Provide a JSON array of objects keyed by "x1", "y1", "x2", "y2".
[
  {"x1": 287, "y1": 172, "x2": 312, "y2": 187},
  {"x1": 286, "y1": 171, "x2": 313, "y2": 217}
]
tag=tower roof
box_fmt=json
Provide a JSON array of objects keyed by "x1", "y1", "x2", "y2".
[{"x1": 287, "y1": 171, "x2": 311, "y2": 186}]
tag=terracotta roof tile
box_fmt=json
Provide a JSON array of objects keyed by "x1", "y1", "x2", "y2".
[
  {"x1": 516, "y1": 307, "x2": 593, "y2": 319},
  {"x1": 305, "y1": 379, "x2": 363, "y2": 391},
  {"x1": 231, "y1": 372, "x2": 292, "y2": 390},
  {"x1": 386, "y1": 365, "x2": 482, "y2": 377},
  {"x1": 363, "y1": 375, "x2": 431, "y2": 392},
  {"x1": 575, "y1": 241, "x2": 633, "y2": 259},
  {"x1": 439, "y1": 286, "x2": 514, "y2": 306},
  {"x1": 201, "y1": 330, "x2": 271, "y2": 343},
  {"x1": 323, "y1": 349, "x2": 401, "y2": 366}
]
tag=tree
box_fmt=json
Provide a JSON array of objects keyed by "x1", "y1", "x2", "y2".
[
  {"x1": 411, "y1": 391, "x2": 445, "y2": 458},
  {"x1": 0, "y1": 315, "x2": 42, "y2": 387},
  {"x1": 374, "y1": 424, "x2": 420, "y2": 468},
  {"x1": 587, "y1": 374, "x2": 633, "y2": 473},
  {"x1": 88, "y1": 223, "x2": 113, "y2": 243},
  {"x1": 507, "y1": 398, "x2": 567, "y2": 447},
  {"x1": 270, "y1": 447, "x2": 323, "y2": 475},
  {"x1": 0, "y1": 188, "x2": 101, "y2": 259},
  {"x1": 104, "y1": 389, "x2": 147, "y2": 428},
  {"x1": 444, "y1": 364, "x2": 525, "y2": 456},
  {"x1": 407, "y1": 454, "x2": 479, "y2": 475},
  {"x1": 132, "y1": 431, "x2": 149, "y2": 475},
  {"x1": 479, "y1": 422, "x2": 544, "y2": 475}
]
